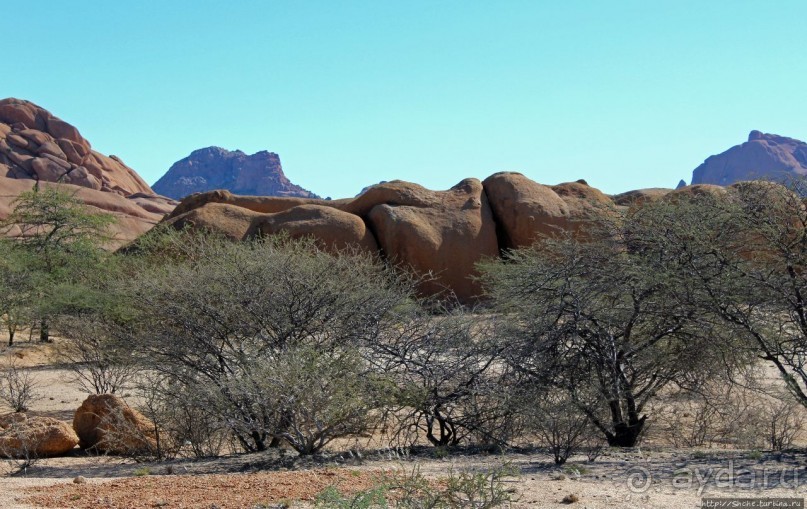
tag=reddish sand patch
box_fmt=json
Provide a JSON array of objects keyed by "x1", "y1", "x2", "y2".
[{"x1": 24, "y1": 469, "x2": 381, "y2": 509}]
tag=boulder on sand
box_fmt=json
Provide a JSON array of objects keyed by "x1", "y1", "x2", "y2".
[
  {"x1": 0, "y1": 413, "x2": 79, "y2": 458},
  {"x1": 72, "y1": 394, "x2": 156, "y2": 455}
]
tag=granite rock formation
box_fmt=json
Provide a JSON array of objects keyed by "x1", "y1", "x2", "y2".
[
  {"x1": 153, "y1": 147, "x2": 319, "y2": 200},
  {"x1": 162, "y1": 174, "x2": 615, "y2": 302},
  {"x1": 0, "y1": 99, "x2": 152, "y2": 195},
  {"x1": 0, "y1": 99, "x2": 176, "y2": 246},
  {"x1": 251, "y1": 204, "x2": 378, "y2": 254},
  {"x1": 360, "y1": 179, "x2": 499, "y2": 300}
]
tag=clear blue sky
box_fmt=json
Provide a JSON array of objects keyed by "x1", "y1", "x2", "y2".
[{"x1": 5, "y1": 1, "x2": 806, "y2": 199}]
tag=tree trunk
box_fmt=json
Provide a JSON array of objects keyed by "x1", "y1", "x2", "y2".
[
  {"x1": 606, "y1": 415, "x2": 646, "y2": 447},
  {"x1": 250, "y1": 430, "x2": 267, "y2": 452},
  {"x1": 39, "y1": 318, "x2": 49, "y2": 342},
  {"x1": 425, "y1": 408, "x2": 457, "y2": 446},
  {"x1": 7, "y1": 328, "x2": 13, "y2": 347}
]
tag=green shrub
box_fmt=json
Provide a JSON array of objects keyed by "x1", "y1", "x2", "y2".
[
  {"x1": 314, "y1": 463, "x2": 517, "y2": 508},
  {"x1": 314, "y1": 485, "x2": 388, "y2": 509}
]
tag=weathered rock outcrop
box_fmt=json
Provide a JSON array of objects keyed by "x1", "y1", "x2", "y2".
[
  {"x1": 483, "y1": 172, "x2": 570, "y2": 249},
  {"x1": 0, "y1": 99, "x2": 152, "y2": 195},
  {"x1": 163, "y1": 193, "x2": 374, "y2": 254},
  {"x1": 153, "y1": 147, "x2": 319, "y2": 200},
  {"x1": 668, "y1": 183, "x2": 729, "y2": 200},
  {"x1": 0, "y1": 413, "x2": 79, "y2": 458},
  {"x1": 73, "y1": 394, "x2": 156, "y2": 454},
  {"x1": 164, "y1": 202, "x2": 264, "y2": 240},
  {"x1": 163, "y1": 175, "x2": 616, "y2": 302},
  {"x1": 361, "y1": 179, "x2": 499, "y2": 300},
  {"x1": 691, "y1": 131, "x2": 807, "y2": 186},
  {"x1": 0, "y1": 99, "x2": 176, "y2": 246},
  {"x1": 551, "y1": 179, "x2": 613, "y2": 213},
  {"x1": 166, "y1": 189, "x2": 334, "y2": 219}
]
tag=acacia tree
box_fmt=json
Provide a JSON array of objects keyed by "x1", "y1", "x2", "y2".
[
  {"x1": 0, "y1": 240, "x2": 34, "y2": 346},
  {"x1": 651, "y1": 182, "x2": 807, "y2": 410},
  {"x1": 365, "y1": 311, "x2": 513, "y2": 447},
  {"x1": 0, "y1": 184, "x2": 115, "y2": 341},
  {"x1": 708, "y1": 182, "x2": 807, "y2": 407},
  {"x1": 479, "y1": 214, "x2": 722, "y2": 447},
  {"x1": 127, "y1": 233, "x2": 417, "y2": 454}
]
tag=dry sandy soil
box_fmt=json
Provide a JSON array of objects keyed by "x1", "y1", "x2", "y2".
[{"x1": 3, "y1": 341, "x2": 807, "y2": 508}]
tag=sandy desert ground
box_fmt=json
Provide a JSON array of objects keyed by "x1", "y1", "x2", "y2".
[{"x1": 2, "y1": 341, "x2": 807, "y2": 509}]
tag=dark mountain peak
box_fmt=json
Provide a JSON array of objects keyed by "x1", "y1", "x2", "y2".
[
  {"x1": 152, "y1": 147, "x2": 318, "y2": 200},
  {"x1": 691, "y1": 131, "x2": 807, "y2": 186}
]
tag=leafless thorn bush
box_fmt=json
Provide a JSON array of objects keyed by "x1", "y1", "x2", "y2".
[{"x1": 0, "y1": 360, "x2": 39, "y2": 413}]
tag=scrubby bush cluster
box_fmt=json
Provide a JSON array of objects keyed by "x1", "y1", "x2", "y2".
[{"x1": 5, "y1": 181, "x2": 807, "y2": 462}]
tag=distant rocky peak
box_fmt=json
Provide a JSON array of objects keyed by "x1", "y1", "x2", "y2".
[
  {"x1": 152, "y1": 146, "x2": 319, "y2": 200},
  {"x1": 691, "y1": 131, "x2": 807, "y2": 186}
]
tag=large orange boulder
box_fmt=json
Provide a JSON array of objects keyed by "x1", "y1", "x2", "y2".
[
  {"x1": 164, "y1": 202, "x2": 263, "y2": 240},
  {"x1": 164, "y1": 200, "x2": 378, "y2": 254},
  {"x1": 0, "y1": 413, "x2": 79, "y2": 458},
  {"x1": 550, "y1": 179, "x2": 614, "y2": 227},
  {"x1": 362, "y1": 179, "x2": 499, "y2": 302},
  {"x1": 341, "y1": 180, "x2": 438, "y2": 217},
  {"x1": 127, "y1": 193, "x2": 178, "y2": 216},
  {"x1": 667, "y1": 183, "x2": 729, "y2": 200},
  {"x1": 483, "y1": 173, "x2": 614, "y2": 249},
  {"x1": 161, "y1": 175, "x2": 619, "y2": 302},
  {"x1": 249, "y1": 204, "x2": 378, "y2": 253},
  {"x1": 482, "y1": 172, "x2": 571, "y2": 249},
  {"x1": 72, "y1": 394, "x2": 156, "y2": 455}
]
